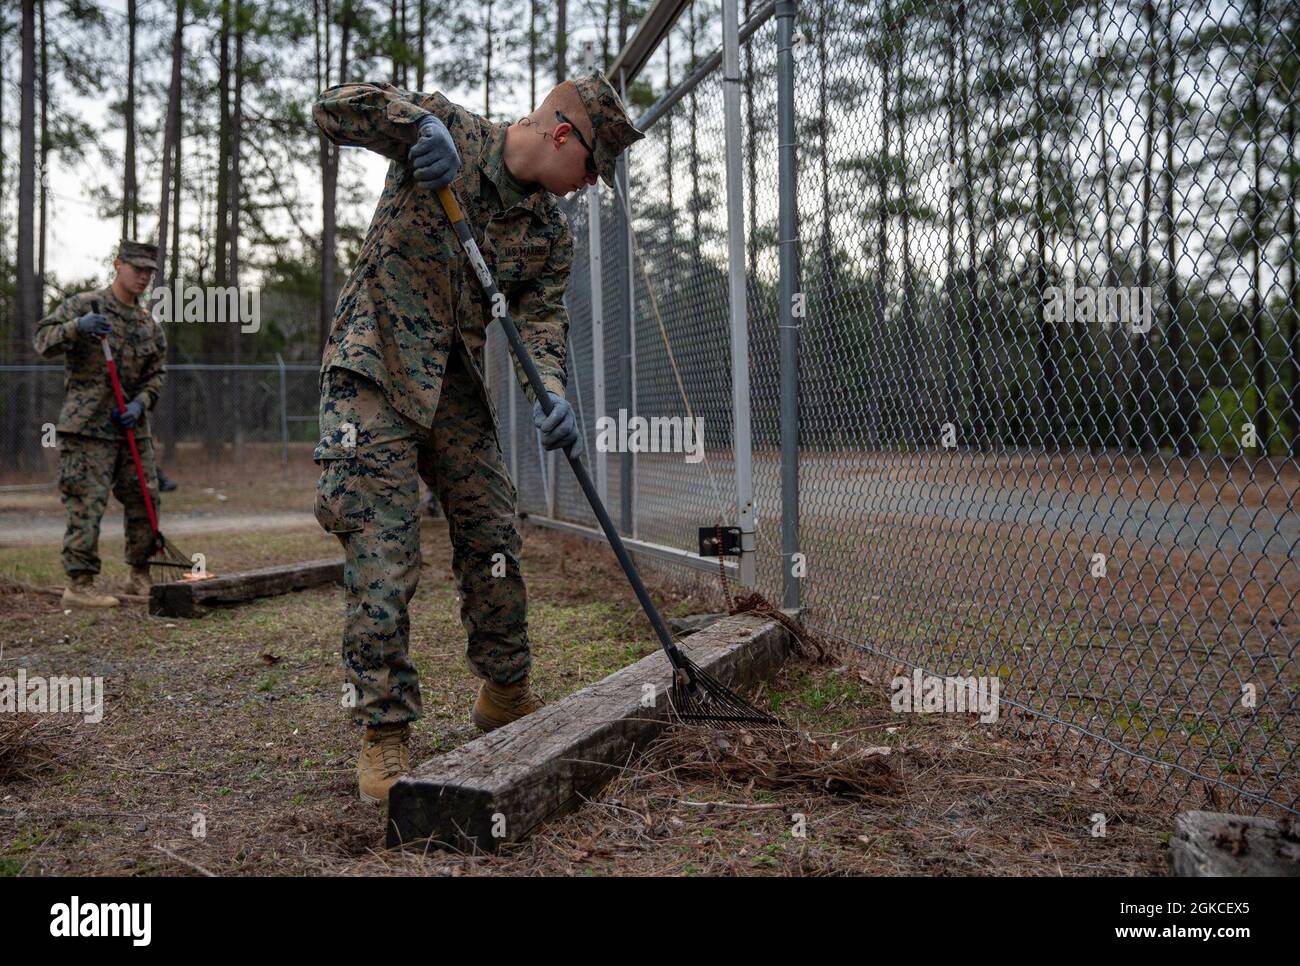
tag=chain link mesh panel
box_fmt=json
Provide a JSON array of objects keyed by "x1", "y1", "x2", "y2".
[
  {"x1": 0, "y1": 363, "x2": 320, "y2": 480},
  {"x1": 492, "y1": 0, "x2": 1299, "y2": 816}
]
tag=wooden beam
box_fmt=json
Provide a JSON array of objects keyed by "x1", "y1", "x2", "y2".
[
  {"x1": 1170, "y1": 811, "x2": 1300, "y2": 876},
  {"x1": 148, "y1": 558, "x2": 344, "y2": 618},
  {"x1": 386, "y1": 612, "x2": 791, "y2": 852}
]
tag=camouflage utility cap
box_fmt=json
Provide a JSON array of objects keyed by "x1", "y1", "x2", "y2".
[
  {"x1": 571, "y1": 71, "x2": 645, "y2": 188},
  {"x1": 118, "y1": 240, "x2": 159, "y2": 270}
]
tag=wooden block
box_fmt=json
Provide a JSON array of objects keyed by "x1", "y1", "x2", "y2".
[
  {"x1": 386, "y1": 612, "x2": 791, "y2": 852},
  {"x1": 148, "y1": 558, "x2": 344, "y2": 618},
  {"x1": 1170, "y1": 811, "x2": 1300, "y2": 877}
]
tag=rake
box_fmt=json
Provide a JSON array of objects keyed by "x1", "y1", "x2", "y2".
[
  {"x1": 94, "y1": 301, "x2": 192, "y2": 584},
  {"x1": 434, "y1": 186, "x2": 781, "y2": 731}
]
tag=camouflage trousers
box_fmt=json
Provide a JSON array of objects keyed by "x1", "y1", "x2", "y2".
[
  {"x1": 314, "y1": 346, "x2": 529, "y2": 727},
  {"x1": 58, "y1": 432, "x2": 160, "y2": 578}
]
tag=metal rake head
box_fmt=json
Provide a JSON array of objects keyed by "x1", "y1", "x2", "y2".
[
  {"x1": 668, "y1": 651, "x2": 784, "y2": 732},
  {"x1": 148, "y1": 532, "x2": 193, "y2": 584}
]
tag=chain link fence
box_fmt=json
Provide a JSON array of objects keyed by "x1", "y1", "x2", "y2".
[
  {"x1": 492, "y1": 0, "x2": 1300, "y2": 816},
  {"x1": 0, "y1": 359, "x2": 320, "y2": 481},
  {"x1": 0, "y1": 0, "x2": 1293, "y2": 817}
]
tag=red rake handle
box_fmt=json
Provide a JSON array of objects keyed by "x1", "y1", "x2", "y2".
[{"x1": 94, "y1": 302, "x2": 160, "y2": 538}]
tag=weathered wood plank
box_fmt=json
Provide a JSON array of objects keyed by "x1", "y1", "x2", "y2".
[
  {"x1": 667, "y1": 612, "x2": 729, "y2": 636},
  {"x1": 148, "y1": 558, "x2": 344, "y2": 618},
  {"x1": 386, "y1": 612, "x2": 791, "y2": 852},
  {"x1": 1170, "y1": 811, "x2": 1300, "y2": 877}
]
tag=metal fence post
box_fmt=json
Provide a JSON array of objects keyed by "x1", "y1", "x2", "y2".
[
  {"x1": 589, "y1": 183, "x2": 607, "y2": 507},
  {"x1": 617, "y1": 69, "x2": 636, "y2": 538},
  {"x1": 277, "y1": 353, "x2": 289, "y2": 480},
  {"x1": 777, "y1": 0, "x2": 801, "y2": 610},
  {"x1": 723, "y1": 0, "x2": 756, "y2": 587}
]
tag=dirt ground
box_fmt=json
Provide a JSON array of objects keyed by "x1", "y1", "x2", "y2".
[
  {"x1": 0, "y1": 442, "x2": 322, "y2": 548},
  {"x1": 0, "y1": 508, "x2": 1175, "y2": 877}
]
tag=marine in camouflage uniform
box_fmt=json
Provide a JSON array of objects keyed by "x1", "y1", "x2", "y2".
[
  {"x1": 32, "y1": 241, "x2": 166, "y2": 595},
  {"x1": 313, "y1": 73, "x2": 643, "y2": 738}
]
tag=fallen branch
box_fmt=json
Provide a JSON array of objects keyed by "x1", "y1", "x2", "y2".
[
  {"x1": 152, "y1": 844, "x2": 219, "y2": 878},
  {"x1": 0, "y1": 576, "x2": 147, "y2": 605}
]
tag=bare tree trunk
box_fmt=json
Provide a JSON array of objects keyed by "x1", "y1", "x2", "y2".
[
  {"x1": 744, "y1": 0, "x2": 757, "y2": 278},
  {"x1": 400, "y1": 0, "x2": 408, "y2": 86},
  {"x1": 156, "y1": 0, "x2": 185, "y2": 463},
  {"x1": 896, "y1": 2, "x2": 917, "y2": 431},
  {"x1": 416, "y1": 0, "x2": 427, "y2": 88},
  {"x1": 556, "y1": 0, "x2": 566, "y2": 82},
  {"x1": 876, "y1": 0, "x2": 893, "y2": 442},
  {"x1": 688, "y1": 3, "x2": 701, "y2": 267},
  {"x1": 666, "y1": 30, "x2": 675, "y2": 257},
  {"x1": 1094, "y1": 0, "x2": 1122, "y2": 449},
  {"x1": 484, "y1": 0, "x2": 493, "y2": 117},
  {"x1": 1162, "y1": 0, "x2": 1190, "y2": 456},
  {"x1": 959, "y1": 0, "x2": 982, "y2": 442},
  {"x1": 319, "y1": 0, "x2": 351, "y2": 355},
  {"x1": 36, "y1": 0, "x2": 47, "y2": 314},
  {"x1": 17, "y1": 0, "x2": 36, "y2": 467},
  {"x1": 390, "y1": 0, "x2": 398, "y2": 81},
  {"x1": 157, "y1": 0, "x2": 185, "y2": 289},
  {"x1": 815, "y1": 3, "x2": 846, "y2": 445},
  {"x1": 124, "y1": 0, "x2": 139, "y2": 238},
  {"x1": 167, "y1": 103, "x2": 183, "y2": 461},
  {"x1": 528, "y1": 0, "x2": 536, "y2": 105},
  {"x1": 1287, "y1": 7, "x2": 1300, "y2": 459},
  {"x1": 1248, "y1": 0, "x2": 1269, "y2": 456},
  {"x1": 316, "y1": 0, "x2": 328, "y2": 350},
  {"x1": 987, "y1": 20, "x2": 1010, "y2": 446},
  {"x1": 1032, "y1": 11, "x2": 1057, "y2": 448},
  {"x1": 230, "y1": 1, "x2": 244, "y2": 460},
  {"x1": 943, "y1": 4, "x2": 960, "y2": 430},
  {"x1": 877, "y1": 0, "x2": 890, "y2": 295},
  {"x1": 0, "y1": 19, "x2": 8, "y2": 345},
  {"x1": 987, "y1": 17, "x2": 1004, "y2": 274},
  {"x1": 1135, "y1": 0, "x2": 1158, "y2": 454},
  {"x1": 601, "y1": 0, "x2": 611, "y2": 70},
  {"x1": 207, "y1": 0, "x2": 232, "y2": 460}
]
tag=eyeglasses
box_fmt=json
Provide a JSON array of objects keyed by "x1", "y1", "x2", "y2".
[{"x1": 556, "y1": 111, "x2": 598, "y2": 179}]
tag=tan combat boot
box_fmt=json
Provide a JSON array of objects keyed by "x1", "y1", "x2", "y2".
[
  {"x1": 472, "y1": 678, "x2": 545, "y2": 732},
  {"x1": 61, "y1": 575, "x2": 120, "y2": 609},
  {"x1": 357, "y1": 722, "x2": 411, "y2": 804},
  {"x1": 125, "y1": 565, "x2": 152, "y2": 597}
]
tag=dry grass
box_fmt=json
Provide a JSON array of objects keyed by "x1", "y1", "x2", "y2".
[
  {"x1": 639, "y1": 726, "x2": 899, "y2": 799},
  {"x1": 0, "y1": 715, "x2": 83, "y2": 785},
  {"x1": 322, "y1": 654, "x2": 1174, "y2": 877},
  {"x1": 0, "y1": 522, "x2": 1177, "y2": 877}
]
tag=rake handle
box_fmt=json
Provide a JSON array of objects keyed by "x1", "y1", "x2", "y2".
[
  {"x1": 434, "y1": 186, "x2": 687, "y2": 675},
  {"x1": 94, "y1": 301, "x2": 161, "y2": 540}
]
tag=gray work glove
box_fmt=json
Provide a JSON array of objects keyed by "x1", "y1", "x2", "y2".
[
  {"x1": 111, "y1": 399, "x2": 145, "y2": 431},
  {"x1": 533, "y1": 392, "x2": 580, "y2": 453},
  {"x1": 409, "y1": 114, "x2": 461, "y2": 188},
  {"x1": 77, "y1": 310, "x2": 112, "y2": 338}
]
